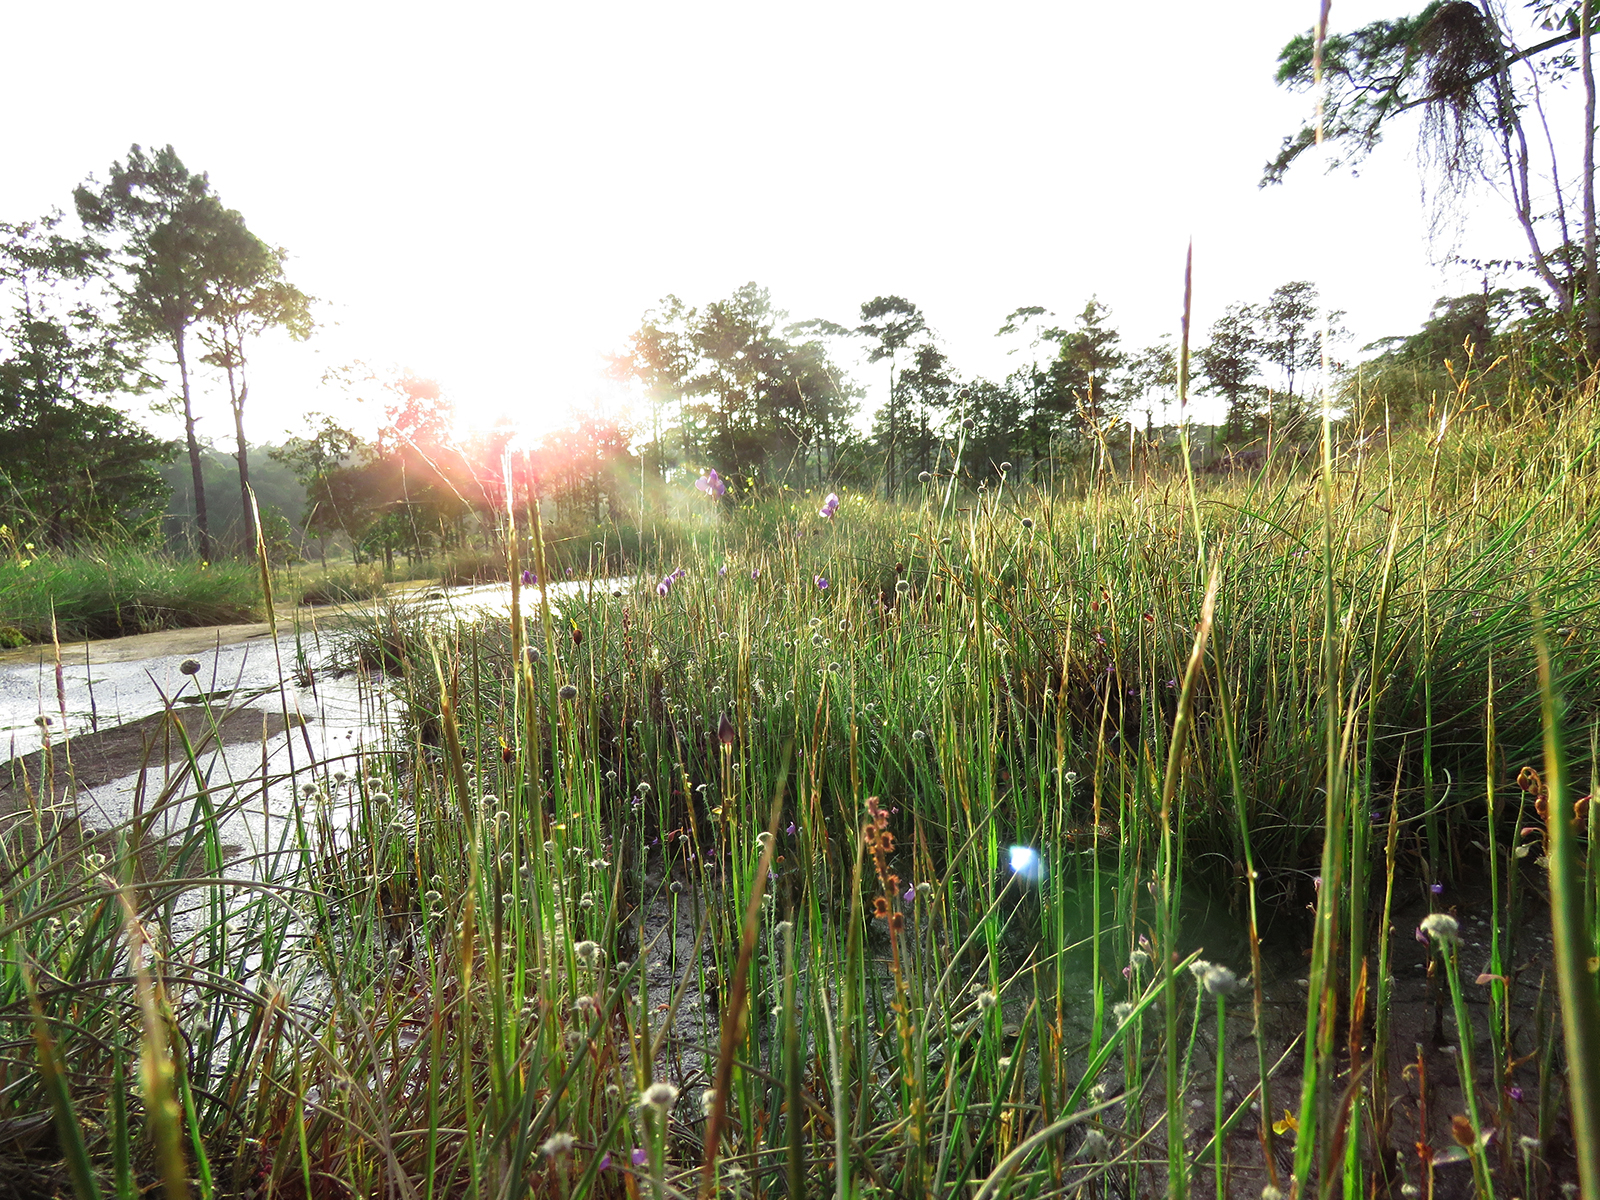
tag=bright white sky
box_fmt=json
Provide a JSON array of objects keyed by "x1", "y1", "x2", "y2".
[{"x1": 5, "y1": 0, "x2": 1575, "y2": 441}]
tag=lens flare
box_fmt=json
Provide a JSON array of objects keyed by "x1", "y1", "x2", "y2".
[{"x1": 1008, "y1": 845, "x2": 1043, "y2": 883}]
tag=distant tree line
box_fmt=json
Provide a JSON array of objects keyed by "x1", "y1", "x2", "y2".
[
  {"x1": 3, "y1": 141, "x2": 1585, "y2": 561},
  {"x1": 608, "y1": 280, "x2": 1364, "y2": 496}
]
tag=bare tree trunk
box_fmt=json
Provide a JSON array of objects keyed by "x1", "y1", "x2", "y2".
[
  {"x1": 1583, "y1": 0, "x2": 1599, "y2": 363},
  {"x1": 230, "y1": 363, "x2": 255, "y2": 552},
  {"x1": 885, "y1": 359, "x2": 897, "y2": 499},
  {"x1": 1483, "y1": 7, "x2": 1574, "y2": 312},
  {"x1": 175, "y1": 333, "x2": 212, "y2": 561}
]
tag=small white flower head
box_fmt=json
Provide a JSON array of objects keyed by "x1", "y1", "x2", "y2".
[
  {"x1": 700, "y1": 1088, "x2": 718, "y2": 1117},
  {"x1": 574, "y1": 940, "x2": 603, "y2": 966},
  {"x1": 637, "y1": 781, "x2": 652, "y2": 795},
  {"x1": 641, "y1": 1082, "x2": 678, "y2": 1112},
  {"x1": 300, "y1": 783, "x2": 319, "y2": 798},
  {"x1": 1419, "y1": 913, "x2": 1460, "y2": 944},
  {"x1": 976, "y1": 989, "x2": 999, "y2": 1013},
  {"x1": 1079, "y1": 1129, "x2": 1109, "y2": 1160},
  {"x1": 179, "y1": 658, "x2": 202, "y2": 676},
  {"x1": 774, "y1": 919, "x2": 794, "y2": 939},
  {"x1": 912, "y1": 729, "x2": 927, "y2": 742},
  {"x1": 1113, "y1": 1001, "x2": 1134, "y2": 1026},
  {"x1": 541, "y1": 1132, "x2": 576, "y2": 1157},
  {"x1": 756, "y1": 830, "x2": 774, "y2": 849},
  {"x1": 372, "y1": 792, "x2": 392, "y2": 806},
  {"x1": 1129, "y1": 949, "x2": 1150, "y2": 971},
  {"x1": 605, "y1": 769, "x2": 618, "y2": 782},
  {"x1": 574, "y1": 994, "x2": 597, "y2": 1014},
  {"x1": 915, "y1": 881, "x2": 934, "y2": 899},
  {"x1": 997, "y1": 1056, "x2": 1013, "y2": 1072},
  {"x1": 1262, "y1": 1187, "x2": 1286, "y2": 1200},
  {"x1": 1188, "y1": 959, "x2": 1213, "y2": 982},
  {"x1": 1201, "y1": 964, "x2": 1239, "y2": 996},
  {"x1": 564, "y1": 1030, "x2": 585, "y2": 1052},
  {"x1": 332, "y1": 770, "x2": 348, "y2": 784}
]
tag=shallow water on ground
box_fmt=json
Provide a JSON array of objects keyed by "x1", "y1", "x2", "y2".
[{"x1": 0, "y1": 576, "x2": 628, "y2": 762}]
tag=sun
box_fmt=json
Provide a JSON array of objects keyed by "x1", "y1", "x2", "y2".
[{"x1": 445, "y1": 387, "x2": 637, "y2": 451}]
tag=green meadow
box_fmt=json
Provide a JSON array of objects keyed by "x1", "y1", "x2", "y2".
[{"x1": 6, "y1": 399, "x2": 1600, "y2": 1198}]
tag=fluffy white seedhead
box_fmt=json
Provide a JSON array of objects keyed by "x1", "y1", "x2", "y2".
[
  {"x1": 641, "y1": 1082, "x2": 678, "y2": 1112},
  {"x1": 541, "y1": 1132, "x2": 575, "y2": 1157},
  {"x1": 1201, "y1": 964, "x2": 1239, "y2": 996},
  {"x1": 1419, "y1": 913, "x2": 1460, "y2": 944}
]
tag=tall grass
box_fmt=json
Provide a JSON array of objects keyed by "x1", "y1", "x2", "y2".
[
  {"x1": 5, "y1": 398, "x2": 1600, "y2": 1197},
  {"x1": 0, "y1": 549, "x2": 262, "y2": 644}
]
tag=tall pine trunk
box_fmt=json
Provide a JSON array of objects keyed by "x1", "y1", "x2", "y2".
[{"x1": 175, "y1": 333, "x2": 212, "y2": 561}]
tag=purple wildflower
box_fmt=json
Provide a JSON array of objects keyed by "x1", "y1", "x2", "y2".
[
  {"x1": 521, "y1": 569, "x2": 536, "y2": 586},
  {"x1": 657, "y1": 580, "x2": 670, "y2": 597},
  {"x1": 751, "y1": 568, "x2": 761, "y2": 581},
  {"x1": 1430, "y1": 882, "x2": 1444, "y2": 895},
  {"x1": 718, "y1": 564, "x2": 728, "y2": 577},
  {"x1": 631, "y1": 1148, "x2": 648, "y2": 1167},
  {"x1": 695, "y1": 468, "x2": 727, "y2": 498},
  {"x1": 814, "y1": 574, "x2": 830, "y2": 590},
  {"x1": 1509, "y1": 1086, "x2": 1524, "y2": 1102},
  {"x1": 820, "y1": 491, "x2": 840, "y2": 519},
  {"x1": 785, "y1": 821, "x2": 796, "y2": 835},
  {"x1": 904, "y1": 886, "x2": 915, "y2": 903}
]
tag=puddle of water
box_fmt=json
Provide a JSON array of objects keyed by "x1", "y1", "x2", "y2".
[
  {"x1": 411, "y1": 575, "x2": 632, "y2": 617},
  {"x1": 0, "y1": 633, "x2": 320, "y2": 762},
  {"x1": 0, "y1": 577, "x2": 631, "y2": 760}
]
